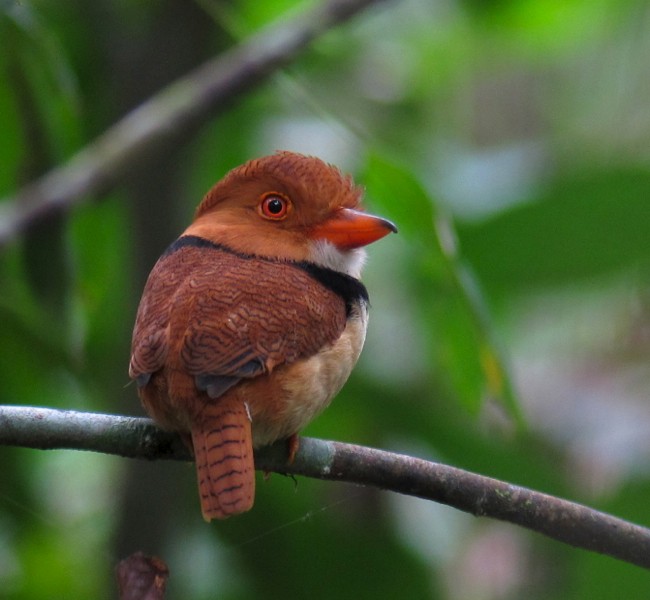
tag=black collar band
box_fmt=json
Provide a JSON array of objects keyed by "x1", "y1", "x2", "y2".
[{"x1": 164, "y1": 235, "x2": 369, "y2": 314}]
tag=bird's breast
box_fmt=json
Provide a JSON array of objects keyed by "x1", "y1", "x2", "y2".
[{"x1": 241, "y1": 302, "x2": 369, "y2": 447}]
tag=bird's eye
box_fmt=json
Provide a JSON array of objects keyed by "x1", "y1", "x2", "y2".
[{"x1": 259, "y1": 193, "x2": 290, "y2": 220}]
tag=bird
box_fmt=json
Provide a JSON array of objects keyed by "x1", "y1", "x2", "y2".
[{"x1": 129, "y1": 151, "x2": 396, "y2": 521}]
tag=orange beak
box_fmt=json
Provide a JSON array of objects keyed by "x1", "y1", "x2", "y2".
[{"x1": 309, "y1": 208, "x2": 397, "y2": 250}]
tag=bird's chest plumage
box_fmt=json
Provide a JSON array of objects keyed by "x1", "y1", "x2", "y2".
[
  {"x1": 245, "y1": 302, "x2": 368, "y2": 446},
  {"x1": 130, "y1": 238, "x2": 369, "y2": 444}
]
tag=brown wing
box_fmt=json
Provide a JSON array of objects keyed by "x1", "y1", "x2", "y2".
[
  {"x1": 129, "y1": 242, "x2": 347, "y2": 397},
  {"x1": 129, "y1": 250, "x2": 184, "y2": 386}
]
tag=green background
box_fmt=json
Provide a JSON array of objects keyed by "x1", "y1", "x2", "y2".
[{"x1": 1, "y1": 0, "x2": 650, "y2": 597}]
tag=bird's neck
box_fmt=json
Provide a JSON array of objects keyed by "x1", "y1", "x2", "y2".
[
  {"x1": 163, "y1": 235, "x2": 370, "y2": 315},
  {"x1": 306, "y1": 240, "x2": 366, "y2": 280},
  {"x1": 183, "y1": 219, "x2": 366, "y2": 280}
]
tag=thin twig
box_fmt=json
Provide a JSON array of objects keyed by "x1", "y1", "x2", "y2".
[
  {"x1": 1, "y1": 405, "x2": 648, "y2": 569},
  {"x1": 0, "y1": 0, "x2": 389, "y2": 249}
]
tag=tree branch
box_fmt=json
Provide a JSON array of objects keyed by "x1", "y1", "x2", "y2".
[
  {"x1": 0, "y1": 0, "x2": 388, "y2": 249},
  {"x1": 1, "y1": 405, "x2": 648, "y2": 569}
]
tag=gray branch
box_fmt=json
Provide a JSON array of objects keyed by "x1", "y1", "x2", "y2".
[
  {"x1": 1, "y1": 405, "x2": 649, "y2": 570},
  {"x1": 0, "y1": 0, "x2": 388, "y2": 248}
]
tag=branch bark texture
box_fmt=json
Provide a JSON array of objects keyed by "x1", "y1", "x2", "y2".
[
  {"x1": 1, "y1": 405, "x2": 649, "y2": 570},
  {"x1": 0, "y1": 0, "x2": 388, "y2": 248}
]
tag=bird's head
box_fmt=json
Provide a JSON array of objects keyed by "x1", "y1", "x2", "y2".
[{"x1": 183, "y1": 151, "x2": 396, "y2": 277}]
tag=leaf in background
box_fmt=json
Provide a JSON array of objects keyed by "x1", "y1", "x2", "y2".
[
  {"x1": 457, "y1": 169, "x2": 650, "y2": 293},
  {"x1": 363, "y1": 152, "x2": 520, "y2": 421},
  {"x1": 1, "y1": 1, "x2": 84, "y2": 350},
  {"x1": 237, "y1": 0, "x2": 308, "y2": 32},
  {"x1": 2, "y1": 0, "x2": 82, "y2": 154}
]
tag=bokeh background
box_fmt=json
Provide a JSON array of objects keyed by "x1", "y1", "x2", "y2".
[{"x1": 1, "y1": 0, "x2": 650, "y2": 598}]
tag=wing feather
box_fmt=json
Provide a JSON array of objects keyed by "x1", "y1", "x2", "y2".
[{"x1": 129, "y1": 244, "x2": 347, "y2": 399}]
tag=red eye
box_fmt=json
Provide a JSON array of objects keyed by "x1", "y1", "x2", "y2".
[{"x1": 259, "y1": 193, "x2": 290, "y2": 220}]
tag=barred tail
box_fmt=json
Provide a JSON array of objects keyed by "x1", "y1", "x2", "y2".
[{"x1": 191, "y1": 399, "x2": 255, "y2": 520}]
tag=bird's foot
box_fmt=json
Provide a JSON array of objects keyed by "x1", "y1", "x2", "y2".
[{"x1": 287, "y1": 433, "x2": 300, "y2": 464}]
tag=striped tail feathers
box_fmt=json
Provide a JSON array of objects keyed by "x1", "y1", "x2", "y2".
[{"x1": 191, "y1": 399, "x2": 255, "y2": 521}]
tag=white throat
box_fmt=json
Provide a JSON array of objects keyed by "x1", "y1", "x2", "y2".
[{"x1": 307, "y1": 240, "x2": 367, "y2": 279}]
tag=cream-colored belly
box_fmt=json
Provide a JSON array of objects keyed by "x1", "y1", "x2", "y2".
[{"x1": 249, "y1": 306, "x2": 368, "y2": 447}]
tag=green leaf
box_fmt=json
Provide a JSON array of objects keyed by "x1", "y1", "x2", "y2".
[
  {"x1": 2, "y1": 2, "x2": 82, "y2": 157},
  {"x1": 458, "y1": 168, "x2": 650, "y2": 293},
  {"x1": 362, "y1": 152, "x2": 520, "y2": 421}
]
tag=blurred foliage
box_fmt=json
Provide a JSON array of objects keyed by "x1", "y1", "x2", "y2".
[
  {"x1": 1, "y1": 0, "x2": 650, "y2": 598},
  {"x1": 363, "y1": 152, "x2": 519, "y2": 417}
]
